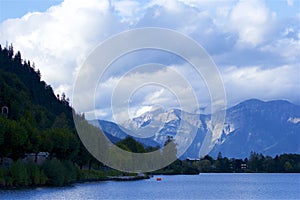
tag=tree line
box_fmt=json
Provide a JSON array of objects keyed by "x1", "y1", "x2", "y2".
[{"x1": 154, "y1": 152, "x2": 300, "y2": 175}]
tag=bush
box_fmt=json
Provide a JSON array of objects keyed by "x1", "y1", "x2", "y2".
[
  {"x1": 62, "y1": 160, "x2": 77, "y2": 183},
  {"x1": 9, "y1": 159, "x2": 30, "y2": 187},
  {"x1": 80, "y1": 169, "x2": 107, "y2": 180},
  {"x1": 42, "y1": 158, "x2": 65, "y2": 186},
  {"x1": 0, "y1": 166, "x2": 7, "y2": 186},
  {"x1": 26, "y1": 162, "x2": 48, "y2": 186},
  {"x1": 4, "y1": 176, "x2": 13, "y2": 187},
  {"x1": 39, "y1": 170, "x2": 48, "y2": 185}
]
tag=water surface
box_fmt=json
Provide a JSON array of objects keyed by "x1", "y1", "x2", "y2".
[{"x1": 0, "y1": 173, "x2": 299, "y2": 199}]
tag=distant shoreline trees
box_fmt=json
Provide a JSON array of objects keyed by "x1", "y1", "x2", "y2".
[
  {"x1": 114, "y1": 136, "x2": 300, "y2": 174},
  {"x1": 153, "y1": 151, "x2": 300, "y2": 175}
]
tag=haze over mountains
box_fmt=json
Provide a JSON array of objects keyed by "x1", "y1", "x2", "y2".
[{"x1": 90, "y1": 99, "x2": 300, "y2": 159}]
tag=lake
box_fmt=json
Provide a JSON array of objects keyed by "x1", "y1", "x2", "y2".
[{"x1": 0, "y1": 173, "x2": 299, "y2": 199}]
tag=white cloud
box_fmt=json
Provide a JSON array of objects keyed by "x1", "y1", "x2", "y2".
[
  {"x1": 146, "y1": 88, "x2": 165, "y2": 103},
  {"x1": 222, "y1": 65, "x2": 300, "y2": 105},
  {"x1": 287, "y1": 0, "x2": 294, "y2": 6},
  {"x1": 0, "y1": 0, "x2": 299, "y2": 121},
  {"x1": 85, "y1": 63, "x2": 209, "y2": 121},
  {"x1": 87, "y1": 62, "x2": 300, "y2": 121},
  {"x1": 229, "y1": 0, "x2": 276, "y2": 47},
  {"x1": 0, "y1": 0, "x2": 125, "y2": 97},
  {"x1": 260, "y1": 37, "x2": 300, "y2": 62},
  {"x1": 135, "y1": 106, "x2": 153, "y2": 117},
  {"x1": 112, "y1": 0, "x2": 141, "y2": 24},
  {"x1": 102, "y1": 66, "x2": 198, "y2": 101}
]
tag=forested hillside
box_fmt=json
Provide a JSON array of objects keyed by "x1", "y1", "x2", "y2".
[
  {"x1": 0, "y1": 44, "x2": 81, "y2": 160},
  {"x1": 0, "y1": 44, "x2": 110, "y2": 187}
]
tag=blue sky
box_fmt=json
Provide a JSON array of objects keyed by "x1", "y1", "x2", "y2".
[
  {"x1": 0, "y1": 0, "x2": 299, "y2": 121},
  {"x1": 0, "y1": 0, "x2": 63, "y2": 22},
  {"x1": 2, "y1": 0, "x2": 298, "y2": 21}
]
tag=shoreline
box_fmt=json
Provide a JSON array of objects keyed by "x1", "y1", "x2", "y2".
[
  {"x1": 2, "y1": 172, "x2": 299, "y2": 191},
  {"x1": 0, "y1": 174, "x2": 151, "y2": 190},
  {"x1": 76, "y1": 174, "x2": 150, "y2": 183}
]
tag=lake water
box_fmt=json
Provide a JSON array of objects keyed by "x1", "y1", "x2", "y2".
[{"x1": 0, "y1": 174, "x2": 299, "y2": 199}]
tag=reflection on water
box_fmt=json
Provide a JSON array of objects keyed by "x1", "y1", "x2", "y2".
[{"x1": 1, "y1": 173, "x2": 299, "y2": 199}]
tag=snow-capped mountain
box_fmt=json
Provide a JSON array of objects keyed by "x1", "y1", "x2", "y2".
[
  {"x1": 121, "y1": 108, "x2": 204, "y2": 157},
  {"x1": 89, "y1": 99, "x2": 300, "y2": 159},
  {"x1": 88, "y1": 119, "x2": 160, "y2": 147}
]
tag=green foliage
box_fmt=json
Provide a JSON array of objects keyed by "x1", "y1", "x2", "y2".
[
  {"x1": 116, "y1": 137, "x2": 146, "y2": 153},
  {"x1": 26, "y1": 162, "x2": 40, "y2": 185},
  {"x1": 0, "y1": 118, "x2": 28, "y2": 160},
  {"x1": 277, "y1": 154, "x2": 300, "y2": 172},
  {"x1": 9, "y1": 159, "x2": 30, "y2": 186},
  {"x1": 41, "y1": 159, "x2": 77, "y2": 186},
  {"x1": 0, "y1": 120, "x2": 4, "y2": 146},
  {"x1": 52, "y1": 113, "x2": 69, "y2": 129},
  {"x1": 0, "y1": 44, "x2": 80, "y2": 161},
  {"x1": 284, "y1": 161, "x2": 293, "y2": 172},
  {"x1": 214, "y1": 155, "x2": 231, "y2": 173},
  {"x1": 0, "y1": 44, "x2": 74, "y2": 127},
  {"x1": 248, "y1": 151, "x2": 264, "y2": 172},
  {"x1": 62, "y1": 160, "x2": 77, "y2": 183},
  {"x1": 39, "y1": 170, "x2": 48, "y2": 185},
  {"x1": 199, "y1": 159, "x2": 211, "y2": 172},
  {"x1": 0, "y1": 166, "x2": 8, "y2": 186},
  {"x1": 0, "y1": 161, "x2": 47, "y2": 187},
  {"x1": 47, "y1": 128, "x2": 79, "y2": 160},
  {"x1": 0, "y1": 45, "x2": 120, "y2": 187},
  {"x1": 42, "y1": 158, "x2": 65, "y2": 186},
  {"x1": 162, "y1": 136, "x2": 177, "y2": 166},
  {"x1": 153, "y1": 152, "x2": 300, "y2": 174},
  {"x1": 75, "y1": 144, "x2": 93, "y2": 169},
  {"x1": 79, "y1": 169, "x2": 107, "y2": 180},
  {"x1": 26, "y1": 162, "x2": 48, "y2": 185}
]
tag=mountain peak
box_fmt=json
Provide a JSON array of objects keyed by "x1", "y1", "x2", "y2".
[{"x1": 233, "y1": 99, "x2": 264, "y2": 108}]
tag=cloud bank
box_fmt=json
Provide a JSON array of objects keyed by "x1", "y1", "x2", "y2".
[{"x1": 0, "y1": 0, "x2": 299, "y2": 121}]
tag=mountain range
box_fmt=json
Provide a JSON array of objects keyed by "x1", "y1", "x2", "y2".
[{"x1": 89, "y1": 99, "x2": 300, "y2": 159}]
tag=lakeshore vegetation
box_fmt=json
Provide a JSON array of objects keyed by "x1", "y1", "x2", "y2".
[{"x1": 0, "y1": 45, "x2": 299, "y2": 188}]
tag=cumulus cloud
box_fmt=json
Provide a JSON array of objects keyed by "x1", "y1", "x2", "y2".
[
  {"x1": 113, "y1": 0, "x2": 142, "y2": 24},
  {"x1": 287, "y1": 0, "x2": 294, "y2": 6},
  {"x1": 229, "y1": 0, "x2": 276, "y2": 48},
  {"x1": 0, "y1": 0, "x2": 125, "y2": 97},
  {"x1": 222, "y1": 65, "x2": 300, "y2": 105},
  {"x1": 0, "y1": 0, "x2": 299, "y2": 121},
  {"x1": 261, "y1": 38, "x2": 300, "y2": 62},
  {"x1": 92, "y1": 64, "x2": 203, "y2": 122}
]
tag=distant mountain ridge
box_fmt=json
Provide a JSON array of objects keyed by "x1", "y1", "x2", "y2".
[
  {"x1": 210, "y1": 99, "x2": 300, "y2": 158},
  {"x1": 88, "y1": 119, "x2": 160, "y2": 148},
  {"x1": 90, "y1": 99, "x2": 300, "y2": 159}
]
